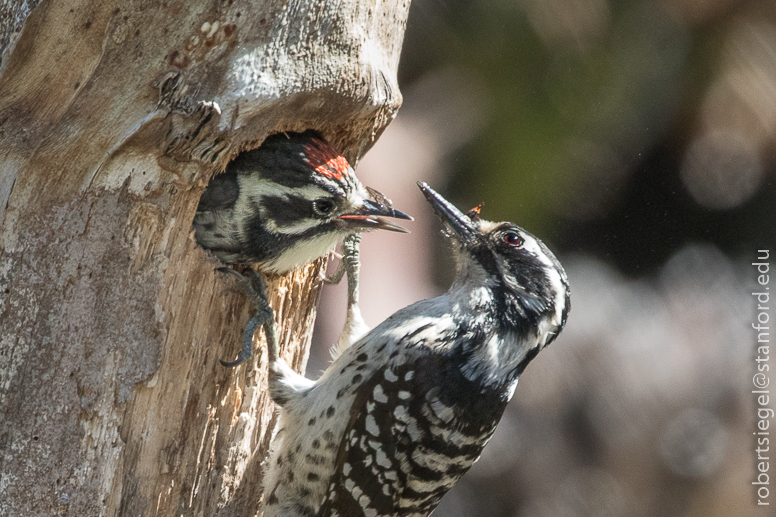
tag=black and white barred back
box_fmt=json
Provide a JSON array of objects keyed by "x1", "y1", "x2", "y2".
[{"x1": 261, "y1": 184, "x2": 570, "y2": 517}]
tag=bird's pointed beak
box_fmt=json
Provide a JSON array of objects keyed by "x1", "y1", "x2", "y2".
[
  {"x1": 417, "y1": 182, "x2": 479, "y2": 246},
  {"x1": 338, "y1": 198, "x2": 413, "y2": 233}
]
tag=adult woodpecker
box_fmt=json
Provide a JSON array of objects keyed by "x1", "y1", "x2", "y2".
[{"x1": 260, "y1": 183, "x2": 570, "y2": 517}]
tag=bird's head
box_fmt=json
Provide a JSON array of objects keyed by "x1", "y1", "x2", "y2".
[
  {"x1": 238, "y1": 131, "x2": 412, "y2": 238},
  {"x1": 419, "y1": 182, "x2": 570, "y2": 349}
]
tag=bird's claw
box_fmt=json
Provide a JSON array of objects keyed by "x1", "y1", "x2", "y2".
[
  {"x1": 324, "y1": 234, "x2": 362, "y2": 285},
  {"x1": 324, "y1": 259, "x2": 347, "y2": 285},
  {"x1": 217, "y1": 267, "x2": 277, "y2": 367},
  {"x1": 220, "y1": 312, "x2": 264, "y2": 367}
]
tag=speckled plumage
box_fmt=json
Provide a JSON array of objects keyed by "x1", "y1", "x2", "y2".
[{"x1": 260, "y1": 184, "x2": 570, "y2": 517}]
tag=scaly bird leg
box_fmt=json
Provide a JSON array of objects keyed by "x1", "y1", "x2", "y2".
[
  {"x1": 217, "y1": 267, "x2": 313, "y2": 406},
  {"x1": 327, "y1": 234, "x2": 370, "y2": 359},
  {"x1": 218, "y1": 267, "x2": 278, "y2": 367}
]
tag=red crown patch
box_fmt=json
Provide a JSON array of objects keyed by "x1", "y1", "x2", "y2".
[{"x1": 303, "y1": 139, "x2": 351, "y2": 181}]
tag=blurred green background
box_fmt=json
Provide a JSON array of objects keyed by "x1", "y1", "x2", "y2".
[
  {"x1": 313, "y1": 1, "x2": 775, "y2": 516},
  {"x1": 400, "y1": 0, "x2": 773, "y2": 275}
]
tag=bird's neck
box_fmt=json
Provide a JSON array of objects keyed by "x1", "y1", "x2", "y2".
[{"x1": 446, "y1": 277, "x2": 547, "y2": 395}]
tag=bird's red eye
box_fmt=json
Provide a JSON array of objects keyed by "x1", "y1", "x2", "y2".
[{"x1": 503, "y1": 231, "x2": 523, "y2": 246}]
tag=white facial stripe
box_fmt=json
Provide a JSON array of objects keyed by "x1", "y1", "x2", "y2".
[
  {"x1": 545, "y1": 267, "x2": 566, "y2": 328},
  {"x1": 522, "y1": 234, "x2": 567, "y2": 329},
  {"x1": 244, "y1": 177, "x2": 368, "y2": 234},
  {"x1": 275, "y1": 188, "x2": 363, "y2": 235},
  {"x1": 521, "y1": 234, "x2": 551, "y2": 268},
  {"x1": 270, "y1": 218, "x2": 321, "y2": 234},
  {"x1": 242, "y1": 179, "x2": 334, "y2": 202}
]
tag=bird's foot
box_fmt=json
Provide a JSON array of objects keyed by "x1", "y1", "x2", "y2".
[
  {"x1": 328, "y1": 234, "x2": 370, "y2": 358},
  {"x1": 218, "y1": 267, "x2": 278, "y2": 367}
]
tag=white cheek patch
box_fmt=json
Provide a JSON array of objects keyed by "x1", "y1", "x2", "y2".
[
  {"x1": 273, "y1": 217, "x2": 324, "y2": 235},
  {"x1": 263, "y1": 231, "x2": 343, "y2": 273}
]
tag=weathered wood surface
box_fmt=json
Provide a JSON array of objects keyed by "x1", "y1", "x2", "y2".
[{"x1": 0, "y1": 0, "x2": 409, "y2": 515}]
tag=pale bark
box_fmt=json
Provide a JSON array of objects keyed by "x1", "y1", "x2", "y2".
[{"x1": 0, "y1": 0, "x2": 409, "y2": 515}]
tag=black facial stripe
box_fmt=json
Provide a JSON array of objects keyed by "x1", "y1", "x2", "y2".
[
  {"x1": 469, "y1": 245, "x2": 544, "y2": 333},
  {"x1": 468, "y1": 223, "x2": 568, "y2": 335},
  {"x1": 470, "y1": 244, "x2": 501, "y2": 277},
  {"x1": 236, "y1": 213, "x2": 337, "y2": 264},
  {"x1": 497, "y1": 280, "x2": 545, "y2": 335},
  {"x1": 261, "y1": 194, "x2": 314, "y2": 227},
  {"x1": 515, "y1": 346, "x2": 541, "y2": 377}
]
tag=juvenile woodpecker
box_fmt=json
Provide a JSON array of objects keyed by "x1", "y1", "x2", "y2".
[
  {"x1": 261, "y1": 183, "x2": 570, "y2": 517},
  {"x1": 193, "y1": 130, "x2": 412, "y2": 367}
]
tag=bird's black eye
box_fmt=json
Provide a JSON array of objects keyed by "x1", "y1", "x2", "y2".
[
  {"x1": 503, "y1": 231, "x2": 523, "y2": 247},
  {"x1": 313, "y1": 199, "x2": 335, "y2": 216}
]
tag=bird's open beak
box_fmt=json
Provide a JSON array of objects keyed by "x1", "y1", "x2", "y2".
[
  {"x1": 418, "y1": 182, "x2": 479, "y2": 246},
  {"x1": 338, "y1": 198, "x2": 413, "y2": 233}
]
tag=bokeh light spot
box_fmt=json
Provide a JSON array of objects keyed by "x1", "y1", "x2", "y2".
[{"x1": 680, "y1": 130, "x2": 763, "y2": 209}]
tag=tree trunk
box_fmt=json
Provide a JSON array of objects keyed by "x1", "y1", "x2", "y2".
[{"x1": 0, "y1": 1, "x2": 409, "y2": 515}]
